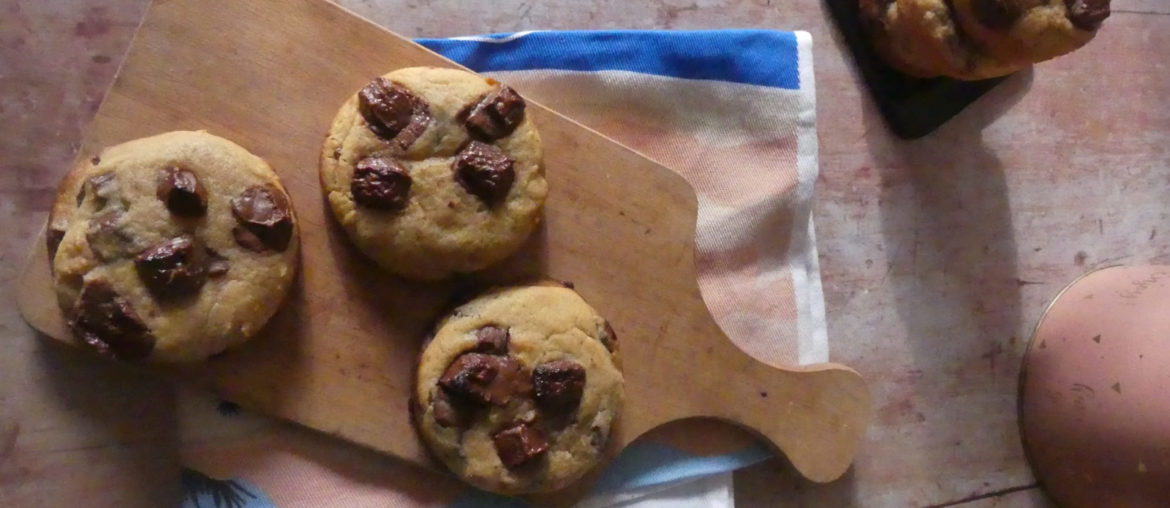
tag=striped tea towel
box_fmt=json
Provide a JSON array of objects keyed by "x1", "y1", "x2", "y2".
[{"x1": 179, "y1": 29, "x2": 823, "y2": 508}]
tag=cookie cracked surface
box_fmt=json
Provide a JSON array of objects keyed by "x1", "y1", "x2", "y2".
[
  {"x1": 413, "y1": 284, "x2": 622, "y2": 494},
  {"x1": 48, "y1": 130, "x2": 299, "y2": 362},
  {"x1": 320, "y1": 67, "x2": 547, "y2": 280}
]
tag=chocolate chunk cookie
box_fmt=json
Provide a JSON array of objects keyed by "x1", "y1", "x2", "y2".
[
  {"x1": 320, "y1": 67, "x2": 547, "y2": 280},
  {"x1": 47, "y1": 131, "x2": 299, "y2": 362},
  {"x1": 860, "y1": 0, "x2": 1109, "y2": 80},
  {"x1": 949, "y1": 0, "x2": 1106, "y2": 66},
  {"x1": 412, "y1": 284, "x2": 623, "y2": 494}
]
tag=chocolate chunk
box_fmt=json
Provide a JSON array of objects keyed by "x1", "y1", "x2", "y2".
[
  {"x1": 207, "y1": 261, "x2": 230, "y2": 277},
  {"x1": 351, "y1": 156, "x2": 412, "y2": 210},
  {"x1": 68, "y1": 279, "x2": 155, "y2": 360},
  {"x1": 464, "y1": 86, "x2": 526, "y2": 141},
  {"x1": 47, "y1": 227, "x2": 66, "y2": 261},
  {"x1": 493, "y1": 422, "x2": 548, "y2": 469},
  {"x1": 83, "y1": 172, "x2": 119, "y2": 208},
  {"x1": 439, "y1": 352, "x2": 531, "y2": 406},
  {"x1": 453, "y1": 141, "x2": 515, "y2": 205},
  {"x1": 358, "y1": 77, "x2": 431, "y2": 149},
  {"x1": 533, "y1": 360, "x2": 587, "y2": 413},
  {"x1": 972, "y1": 0, "x2": 1020, "y2": 30},
  {"x1": 85, "y1": 209, "x2": 132, "y2": 261},
  {"x1": 231, "y1": 228, "x2": 264, "y2": 252},
  {"x1": 90, "y1": 156, "x2": 101, "y2": 165},
  {"x1": 1065, "y1": 0, "x2": 1109, "y2": 30},
  {"x1": 359, "y1": 78, "x2": 414, "y2": 136},
  {"x1": 600, "y1": 321, "x2": 618, "y2": 352},
  {"x1": 134, "y1": 236, "x2": 207, "y2": 299},
  {"x1": 206, "y1": 249, "x2": 230, "y2": 277},
  {"x1": 231, "y1": 185, "x2": 293, "y2": 252},
  {"x1": 156, "y1": 166, "x2": 207, "y2": 217},
  {"x1": 590, "y1": 425, "x2": 607, "y2": 449},
  {"x1": 431, "y1": 389, "x2": 466, "y2": 428},
  {"x1": 88, "y1": 172, "x2": 116, "y2": 191},
  {"x1": 439, "y1": 353, "x2": 499, "y2": 405},
  {"x1": 472, "y1": 326, "x2": 510, "y2": 355},
  {"x1": 497, "y1": 357, "x2": 533, "y2": 400}
]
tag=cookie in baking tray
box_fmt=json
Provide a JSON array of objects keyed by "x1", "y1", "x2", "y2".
[
  {"x1": 412, "y1": 283, "x2": 622, "y2": 494},
  {"x1": 47, "y1": 130, "x2": 299, "y2": 362},
  {"x1": 320, "y1": 67, "x2": 548, "y2": 280}
]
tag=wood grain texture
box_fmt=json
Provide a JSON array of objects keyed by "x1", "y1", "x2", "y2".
[{"x1": 15, "y1": 0, "x2": 870, "y2": 485}]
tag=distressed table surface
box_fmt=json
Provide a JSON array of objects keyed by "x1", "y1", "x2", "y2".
[{"x1": 2, "y1": 0, "x2": 1168, "y2": 506}]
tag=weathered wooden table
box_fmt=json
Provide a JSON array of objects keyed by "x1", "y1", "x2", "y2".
[{"x1": 2, "y1": 0, "x2": 1167, "y2": 506}]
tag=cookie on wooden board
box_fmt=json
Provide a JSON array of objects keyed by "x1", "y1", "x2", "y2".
[
  {"x1": 412, "y1": 283, "x2": 622, "y2": 494},
  {"x1": 320, "y1": 67, "x2": 547, "y2": 280},
  {"x1": 47, "y1": 130, "x2": 299, "y2": 362}
]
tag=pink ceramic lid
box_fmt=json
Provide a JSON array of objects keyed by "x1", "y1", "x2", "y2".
[{"x1": 1020, "y1": 266, "x2": 1170, "y2": 507}]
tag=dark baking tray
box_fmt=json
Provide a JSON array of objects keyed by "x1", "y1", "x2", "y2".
[{"x1": 824, "y1": 0, "x2": 1007, "y2": 139}]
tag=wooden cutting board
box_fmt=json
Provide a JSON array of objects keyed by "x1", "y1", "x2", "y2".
[{"x1": 16, "y1": 0, "x2": 870, "y2": 489}]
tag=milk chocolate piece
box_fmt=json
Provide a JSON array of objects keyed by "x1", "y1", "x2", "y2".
[
  {"x1": 464, "y1": 86, "x2": 526, "y2": 141},
  {"x1": 134, "y1": 236, "x2": 207, "y2": 299},
  {"x1": 472, "y1": 326, "x2": 510, "y2": 355},
  {"x1": 453, "y1": 141, "x2": 514, "y2": 205},
  {"x1": 1066, "y1": 0, "x2": 1109, "y2": 30},
  {"x1": 156, "y1": 166, "x2": 207, "y2": 217},
  {"x1": 492, "y1": 422, "x2": 548, "y2": 469},
  {"x1": 69, "y1": 279, "x2": 155, "y2": 360},
  {"x1": 231, "y1": 185, "x2": 293, "y2": 252},
  {"x1": 358, "y1": 77, "x2": 431, "y2": 149},
  {"x1": 431, "y1": 390, "x2": 465, "y2": 428},
  {"x1": 206, "y1": 248, "x2": 230, "y2": 278},
  {"x1": 533, "y1": 360, "x2": 586, "y2": 413},
  {"x1": 439, "y1": 352, "x2": 531, "y2": 406},
  {"x1": 351, "y1": 156, "x2": 411, "y2": 210}
]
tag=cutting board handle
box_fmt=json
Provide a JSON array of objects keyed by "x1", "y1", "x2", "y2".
[
  {"x1": 709, "y1": 347, "x2": 869, "y2": 483},
  {"x1": 623, "y1": 304, "x2": 871, "y2": 484}
]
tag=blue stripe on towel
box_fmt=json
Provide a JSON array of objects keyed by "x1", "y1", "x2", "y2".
[
  {"x1": 591, "y1": 441, "x2": 771, "y2": 492},
  {"x1": 417, "y1": 30, "x2": 800, "y2": 90},
  {"x1": 444, "y1": 441, "x2": 771, "y2": 506}
]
